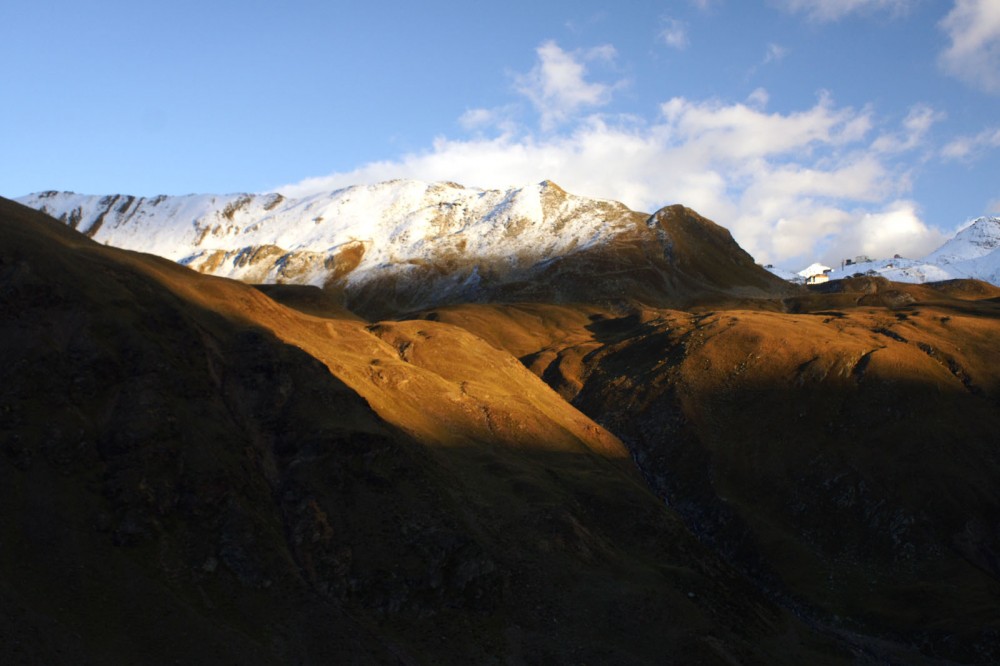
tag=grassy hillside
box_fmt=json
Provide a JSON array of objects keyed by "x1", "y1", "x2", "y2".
[
  {"x1": 1, "y1": 197, "x2": 850, "y2": 664},
  {"x1": 424, "y1": 281, "x2": 1000, "y2": 663}
]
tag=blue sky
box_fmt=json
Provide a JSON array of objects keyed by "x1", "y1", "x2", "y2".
[{"x1": 3, "y1": 0, "x2": 999, "y2": 267}]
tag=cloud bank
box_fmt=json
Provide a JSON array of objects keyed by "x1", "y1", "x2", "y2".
[
  {"x1": 659, "y1": 17, "x2": 690, "y2": 50},
  {"x1": 513, "y1": 41, "x2": 620, "y2": 130},
  {"x1": 773, "y1": 0, "x2": 916, "y2": 22},
  {"x1": 280, "y1": 41, "x2": 945, "y2": 269},
  {"x1": 941, "y1": 126, "x2": 1000, "y2": 161},
  {"x1": 939, "y1": 0, "x2": 1000, "y2": 94}
]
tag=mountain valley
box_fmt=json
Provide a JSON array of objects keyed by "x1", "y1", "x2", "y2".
[{"x1": 3, "y1": 185, "x2": 1000, "y2": 664}]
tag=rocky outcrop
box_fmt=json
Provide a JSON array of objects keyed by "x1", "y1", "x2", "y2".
[{"x1": 17, "y1": 181, "x2": 795, "y2": 318}]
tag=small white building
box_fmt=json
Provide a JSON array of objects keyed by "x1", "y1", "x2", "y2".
[{"x1": 797, "y1": 262, "x2": 832, "y2": 285}]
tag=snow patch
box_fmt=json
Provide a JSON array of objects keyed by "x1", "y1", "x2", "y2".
[
  {"x1": 766, "y1": 216, "x2": 1000, "y2": 287},
  {"x1": 16, "y1": 179, "x2": 641, "y2": 293}
]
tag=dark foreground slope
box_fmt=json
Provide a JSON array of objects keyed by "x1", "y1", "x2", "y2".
[
  {"x1": 0, "y1": 197, "x2": 848, "y2": 664},
  {"x1": 425, "y1": 279, "x2": 1000, "y2": 664}
]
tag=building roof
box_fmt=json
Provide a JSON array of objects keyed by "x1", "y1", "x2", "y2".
[{"x1": 797, "y1": 262, "x2": 833, "y2": 277}]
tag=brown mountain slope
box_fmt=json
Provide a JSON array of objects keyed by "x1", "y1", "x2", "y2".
[
  {"x1": 0, "y1": 197, "x2": 849, "y2": 663},
  {"x1": 345, "y1": 204, "x2": 797, "y2": 319},
  {"x1": 420, "y1": 285, "x2": 1000, "y2": 664}
]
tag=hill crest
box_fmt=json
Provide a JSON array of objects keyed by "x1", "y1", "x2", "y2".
[{"x1": 17, "y1": 180, "x2": 793, "y2": 317}]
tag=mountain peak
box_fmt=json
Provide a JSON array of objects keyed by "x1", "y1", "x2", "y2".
[
  {"x1": 926, "y1": 215, "x2": 1000, "y2": 265},
  {"x1": 953, "y1": 215, "x2": 1000, "y2": 247},
  {"x1": 16, "y1": 180, "x2": 792, "y2": 317},
  {"x1": 539, "y1": 179, "x2": 566, "y2": 194}
]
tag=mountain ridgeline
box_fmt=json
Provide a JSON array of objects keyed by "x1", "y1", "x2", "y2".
[
  {"x1": 4, "y1": 183, "x2": 1000, "y2": 665},
  {"x1": 782, "y1": 214, "x2": 1000, "y2": 286},
  {"x1": 16, "y1": 181, "x2": 794, "y2": 318}
]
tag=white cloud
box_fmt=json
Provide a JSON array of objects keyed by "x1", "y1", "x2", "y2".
[
  {"x1": 459, "y1": 108, "x2": 495, "y2": 130},
  {"x1": 458, "y1": 106, "x2": 520, "y2": 134},
  {"x1": 941, "y1": 126, "x2": 1000, "y2": 160},
  {"x1": 939, "y1": 0, "x2": 1000, "y2": 93},
  {"x1": 658, "y1": 93, "x2": 871, "y2": 161},
  {"x1": 745, "y1": 43, "x2": 789, "y2": 80},
  {"x1": 871, "y1": 104, "x2": 944, "y2": 153},
  {"x1": 763, "y1": 43, "x2": 788, "y2": 64},
  {"x1": 747, "y1": 88, "x2": 770, "y2": 109},
  {"x1": 659, "y1": 17, "x2": 689, "y2": 50},
  {"x1": 837, "y1": 201, "x2": 945, "y2": 260},
  {"x1": 774, "y1": 0, "x2": 915, "y2": 21},
  {"x1": 513, "y1": 41, "x2": 620, "y2": 130},
  {"x1": 279, "y1": 43, "x2": 942, "y2": 270}
]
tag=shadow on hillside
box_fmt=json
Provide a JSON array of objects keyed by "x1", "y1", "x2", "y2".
[
  {"x1": 0, "y1": 200, "x2": 841, "y2": 664},
  {"x1": 570, "y1": 338, "x2": 1000, "y2": 664},
  {"x1": 6, "y1": 196, "x2": 999, "y2": 664}
]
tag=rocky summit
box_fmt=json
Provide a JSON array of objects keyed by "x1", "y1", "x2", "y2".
[{"x1": 16, "y1": 181, "x2": 793, "y2": 318}]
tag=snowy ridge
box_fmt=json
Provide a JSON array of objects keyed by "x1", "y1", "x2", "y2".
[
  {"x1": 764, "y1": 265, "x2": 803, "y2": 283},
  {"x1": 797, "y1": 263, "x2": 832, "y2": 278},
  {"x1": 926, "y1": 216, "x2": 1000, "y2": 265},
  {"x1": 824, "y1": 257, "x2": 958, "y2": 283},
  {"x1": 782, "y1": 216, "x2": 1000, "y2": 287},
  {"x1": 17, "y1": 180, "x2": 644, "y2": 292}
]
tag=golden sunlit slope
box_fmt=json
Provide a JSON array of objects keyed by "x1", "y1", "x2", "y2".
[
  {"x1": 11, "y1": 194, "x2": 624, "y2": 460},
  {"x1": 423, "y1": 284, "x2": 1000, "y2": 663},
  {"x1": 1, "y1": 197, "x2": 854, "y2": 664}
]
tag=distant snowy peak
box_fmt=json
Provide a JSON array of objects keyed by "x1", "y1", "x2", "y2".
[
  {"x1": 798, "y1": 215, "x2": 1000, "y2": 287},
  {"x1": 824, "y1": 257, "x2": 955, "y2": 284},
  {"x1": 925, "y1": 216, "x2": 1000, "y2": 264}
]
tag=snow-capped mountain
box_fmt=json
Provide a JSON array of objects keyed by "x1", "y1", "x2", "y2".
[
  {"x1": 823, "y1": 256, "x2": 957, "y2": 283},
  {"x1": 17, "y1": 181, "x2": 643, "y2": 310},
  {"x1": 775, "y1": 216, "x2": 1000, "y2": 286},
  {"x1": 926, "y1": 216, "x2": 1000, "y2": 265},
  {"x1": 18, "y1": 180, "x2": 635, "y2": 284},
  {"x1": 17, "y1": 180, "x2": 790, "y2": 317}
]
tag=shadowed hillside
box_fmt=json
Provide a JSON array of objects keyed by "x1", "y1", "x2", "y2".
[
  {"x1": 0, "y1": 197, "x2": 853, "y2": 664},
  {"x1": 424, "y1": 282, "x2": 1000, "y2": 663}
]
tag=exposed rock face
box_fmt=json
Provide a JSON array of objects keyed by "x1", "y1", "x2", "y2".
[{"x1": 16, "y1": 182, "x2": 794, "y2": 318}]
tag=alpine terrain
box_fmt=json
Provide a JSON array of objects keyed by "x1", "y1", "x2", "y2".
[
  {"x1": 16, "y1": 181, "x2": 793, "y2": 319},
  {"x1": 783, "y1": 216, "x2": 1000, "y2": 286},
  {"x1": 4, "y1": 182, "x2": 1000, "y2": 665}
]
